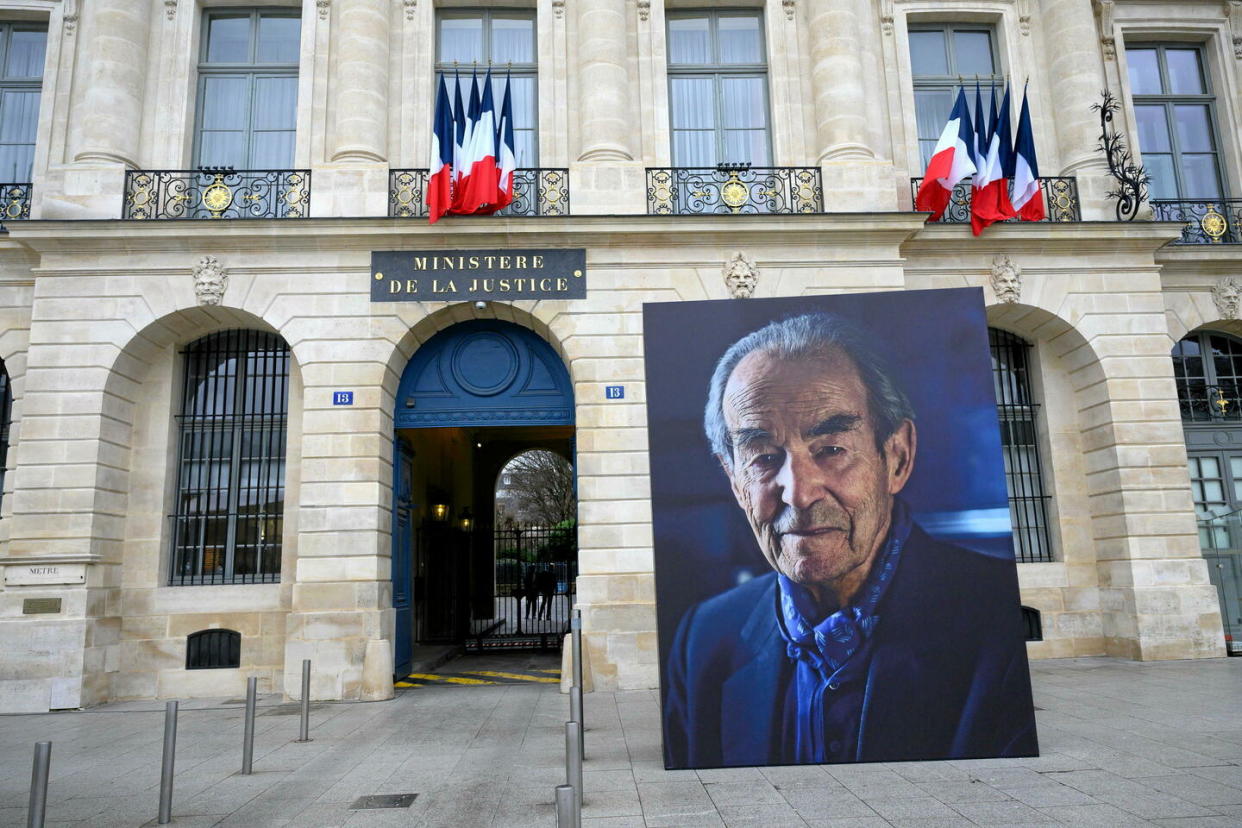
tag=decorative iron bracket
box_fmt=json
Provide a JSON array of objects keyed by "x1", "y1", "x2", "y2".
[{"x1": 1091, "y1": 89, "x2": 1150, "y2": 222}]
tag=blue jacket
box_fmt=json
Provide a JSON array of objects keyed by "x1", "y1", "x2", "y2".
[{"x1": 662, "y1": 524, "x2": 1038, "y2": 769}]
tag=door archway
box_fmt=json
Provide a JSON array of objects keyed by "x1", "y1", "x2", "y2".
[{"x1": 391, "y1": 319, "x2": 574, "y2": 674}]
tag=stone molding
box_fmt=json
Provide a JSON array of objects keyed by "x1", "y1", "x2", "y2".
[
  {"x1": 1094, "y1": 0, "x2": 1116, "y2": 60},
  {"x1": 1228, "y1": 1, "x2": 1242, "y2": 59}
]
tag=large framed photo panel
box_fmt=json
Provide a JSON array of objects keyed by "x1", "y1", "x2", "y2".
[{"x1": 645, "y1": 288, "x2": 1039, "y2": 770}]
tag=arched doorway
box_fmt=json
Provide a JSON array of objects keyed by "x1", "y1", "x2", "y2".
[
  {"x1": 391, "y1": 319, "x2": 575, "y2": 674},
  {"x1": 1173, "y1": 329, "x2": 1242, "y2": 653}
]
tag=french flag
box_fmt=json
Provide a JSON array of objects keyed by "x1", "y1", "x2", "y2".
[
  {"x1": 972, "y1": 82, "x2": 988, "y2": 188},
  {"x1": 915, "y1": 87, "x2": 977, "y2": 222},
  {"x1": 490, "y1": 72, "x2": 517, "y2": 213},
  {"x1": 458, "y1": 69, "x2": 501, "y2": 214},
  {"x1": 971, "y1": 84, "x2": 1016, "y2": 236},
  {"x1": 451, "y1": 71, "x2": 468, "y2": 202},
  {"x1": 452, "y1": 70, "x2": 481, "y2": 212},
  {"x1": 1011, "y1": 83, "x2": 1045, "y2": 221},
  {"x1": 427, "y1": 74, "x2": 454, "y2": 223}
]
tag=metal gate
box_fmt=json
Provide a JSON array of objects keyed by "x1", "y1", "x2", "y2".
[
  {"x1": 1198, "y1": 509, "x2": 1242, "y2": 655},
  {"x1": 473, "y1": 524, "x2": 577, "y2": 651}
]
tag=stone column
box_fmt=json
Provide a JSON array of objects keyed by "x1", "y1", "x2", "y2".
[
  {"x1": 570, "y1": 0, "x2": 646, "y2": 213},
  {"x1": 805, "y1": 0, "x2": 894, "y2": 210},
  {"x1": 316, "y1": 0, "x2": 391, "y2": 216},
  {"x1": 43, "y1": 0, "x2": 153, "y2": 217},
  {"x1": 1039, "y1": 0, "x2": 1113, "y2": 218}
]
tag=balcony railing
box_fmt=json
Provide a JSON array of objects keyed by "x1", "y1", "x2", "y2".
[
  {"x1": 647, "y1": 165, "x2": 823, "y2": 215},
  {"x1": 0, "y1": 183, "x2": 30, "y2": 222},
  {"x1": 1151, "y1": 199, "x2": 1242, "y2": 245},
  {"x1": 389, "y1": 168, "x2": 570, "y2": 218},
  {"x1": 123, "y1": 168, "x2": 311, "y2": 220},
  {"x1": 907, "y1": 177, "x2": 1081, "y2": 223}
]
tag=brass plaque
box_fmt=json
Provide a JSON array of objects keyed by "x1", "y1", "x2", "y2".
[{"x1": 22, "y1": 597, "x2": 61, "y2": 614}]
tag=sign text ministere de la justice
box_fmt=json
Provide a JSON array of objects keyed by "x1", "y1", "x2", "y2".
[{"x1": 371, "y1": 248, "x2": 587, "y2": 301}]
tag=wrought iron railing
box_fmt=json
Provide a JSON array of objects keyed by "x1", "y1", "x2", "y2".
[
  {"x1": 1151, "y1": 199, "x2": 1242, "y2": 244},
  {"x1": 647, "y1": 165, "x2": 823, "y2": 215},
  {"x1": 1178, "y1": 381, "x2": 1242, "y2": 422},
  {"x1": 123, "y1": 168, "x2": 311, "y2": 219},
  {"x1": 388, "y1": 168, "x2": 570, "y2": 218},
  {"x1": 908, "y1": 176, "x2": 1081, "y2": 223},
  {"x1": 0, "y1": 183, "x2": 30, "y2": 222}
]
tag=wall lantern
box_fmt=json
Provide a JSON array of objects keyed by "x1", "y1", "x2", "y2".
[
  {"x1": 459, "y1": 507, "x2": 473, "y2": 531},
  {"x1": 431, "y1": 503, "x2": 449, "y2": 522}
]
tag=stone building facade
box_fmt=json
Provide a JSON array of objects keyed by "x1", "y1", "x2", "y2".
[{"x1": 0, "y1": 0, "x2": 1239, "y2": 712}]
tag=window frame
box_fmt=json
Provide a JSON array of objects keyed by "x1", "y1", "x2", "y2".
[
  {"x1": 168, "y1": 329, "x2": 289, "y2": 586},
  {"x1": 665, "y1": 9, "x2": 772, "y2": 168},
  {"x1": 908, "y1": 23, "x2": 1001, "y2": 169},
  {"x1": 434, "y1": 8, "x2": 539, "y2": 167},
  {"x1": 1126, "y1": 42, "x2": 1226, "y2": 200},
  {"x1": 193, "y1": 8, "x2": 301, "y2": 170},
  {"x1": 989, "y1": 328, "x2": 1055, "y2": 564},
  {"x1": 0, "y1": 21, "x2": 46, "y2": 183}
]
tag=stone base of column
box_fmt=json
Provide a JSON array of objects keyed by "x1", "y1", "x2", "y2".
[
  {"x1": 820, "y1": 160, "x2": 899, "y2": 213},
  {"x1": 37, "y1": 163, "x2": 129, "y2": 220},
  {"x1": 311, "y1": 163, "x2": 392, "y2": 219},
  {"x1": 1099, "y1": 558, "x2": 1227, "y2": 660},
  {"x1": 283, "y1": 604, "x2": 393, "y2": 700},
  {"x1": 571, "y1": 600, "x2": 657, "y2": 691},
  {"x1": 567, "y1": 162, "x2": 649, "y2": 216},
  {"x1": 0, "y1": 612, "x2": 90, "y2": 713},
  {"x1": 1066, "y1": 168, "x2": 1139, "y2": 222}
]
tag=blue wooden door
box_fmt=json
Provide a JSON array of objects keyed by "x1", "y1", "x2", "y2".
[{"x1": 392, "y1": 439, "x2": 415, "y2": 675}]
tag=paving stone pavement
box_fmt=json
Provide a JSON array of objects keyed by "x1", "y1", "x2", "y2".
[{"x1": 3, "y1": 655, "x2": 1242, "y2": 827}]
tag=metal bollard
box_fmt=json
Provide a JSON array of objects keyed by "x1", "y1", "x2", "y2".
[
  {"x1": 555, "y1": 783, "x2": 579, "y2": 828},
  {"x1": 158, "y1": 701, "x2": 178, "y2": 825},
  {"x1": 296, "y1": 659, "x2": 312, "y2": 742},
  {"x1": 565, "y1": 721, "x2": 583, "y2": 811},
  {"x1": 570, "y1": 685, "x2": 585, "y2": 758},
  {"x1": 242, "y1": 676, "x2": 257, "y2": 775},
  {"x1": 27, "y1": 741, "x2": 50, "y2": 828},
  {"x1": 571, "y1": 610, "x2": 584, "y2": 689}
]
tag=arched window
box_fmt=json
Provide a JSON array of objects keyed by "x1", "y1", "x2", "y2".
[
  {"x1": 169, "y1": 330, "x2": 289, "y2": 585},
  {"x1": 990, "y1": 328, "x2": 1053, "y2": 562},
  {"x1": 1172, "y1": 331, "x2": 1242, "y2": 422}
]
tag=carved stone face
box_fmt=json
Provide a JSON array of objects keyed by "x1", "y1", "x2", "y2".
[
  {"x1": 193, "y1": 256, "x2": 228, "y2": 306},
  {"x1": 724, "y1": 254, "x2": 757, "y2": 299}
]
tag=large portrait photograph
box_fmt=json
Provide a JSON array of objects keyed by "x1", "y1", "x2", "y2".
[{"x1": 645, "y1": 287, "x2": 1039, "y2": 770}]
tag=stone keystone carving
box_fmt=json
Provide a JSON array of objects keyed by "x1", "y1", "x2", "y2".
[
  {"x1": 1229, "y1": 1, "x2": 1242, "y2": 60},
  {"x1": 1213, "y1": 276, "x2": 1241, "y2": 321},
  {"x1": 990, "y1": 254, "x2": 1022, "y2": 304},
  {"x1": 193, "y1": 256, "x2": 228, "y2": 306},
  {"x1": 723, "y1": 252, "x2": 759, "y2": 298},
  {"x1": 316, "y1": 0, "x2": 330, "y2": 20}
]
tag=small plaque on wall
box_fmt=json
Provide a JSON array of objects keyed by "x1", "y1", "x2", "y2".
[{"x1": 23, "y1": 598, "x2": 62, "y2": 614}]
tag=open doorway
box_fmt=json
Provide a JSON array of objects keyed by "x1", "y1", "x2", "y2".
[{"x1": 390, "y1": 319, "x2": 576, "y2": 676}]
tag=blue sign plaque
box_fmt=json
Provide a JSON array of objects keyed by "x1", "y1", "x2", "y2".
[
  {"x1": 333, "y1": 391, "x2": 354, "y2": 406},
  {"x1": 605, "y1": 385, "x2": 625, "y2": 400}
]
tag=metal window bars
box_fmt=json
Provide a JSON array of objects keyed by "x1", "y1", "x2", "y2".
[
  {"x1": 990, "y1": 328, "x2": 1054, "y2": 563},
  {"x1": 646, "y1": 165, "x2": 823, "y2": 214},
  {"x1": 123, "y1": 168, "x2": 311, "y2": 220},
  {"x1": 1151, "y1": 199, "x2": 1242, "y2": 244},
  {"x1": 168, "y1": 330, "x2": 289, "y2": 585},
  {"x1": 388, "y1": 168, "x2": 571, "y2": 217},
  {"x1": 1177, "y1": 381, "x2": 1242, "y2": 422},
  {"x1": 908, "y1": 177, "x2": 1081, "y2": 223}
]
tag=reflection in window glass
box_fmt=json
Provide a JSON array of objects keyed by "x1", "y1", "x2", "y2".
[
  {"x1": 0, "y1": 25, "x2": 45, "y2": 182},
  {"x1": 910, "y1": 25, "x2": 999, "y2": 168},
  {"x1": 1126, "y1": 45, "x2": 1223, "y2": 200},
  {"x1": 908, "y1": 30, "x2": 947, "y2": 76},
  {"x1": 667, "y1": 11, "x2": 770, "y2": 166},
  {"x1": 197, "y1": 12, "x2": 300, "y2": 169}
]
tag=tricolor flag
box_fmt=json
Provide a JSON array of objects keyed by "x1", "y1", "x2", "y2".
[
  {"x1": 427, "y1": 74, "x2": 454, "y2": 223},
  {"x1": 915, "y1": 87, "x2": 977, "y2": 222},
  {"x1": 452, "y1": 70, "x2": 482, "y2": 212},
  {"x1": 458, "y1": 69, "x2": 501, "y2": 214},
  {"x1": 972, "y1": 82, "x2": 988, "y2": 189},
  {"x1": 971, "y1": 84, "x2": 1016, "y2": 236},
  {"x1": 1011, "y1": 83, "x2": 1045, "y2": 221},
  {"x1": 451, "y1": 71, "x2": 467, "y2": 200},
  {"x1": 491, "y1": 72, "x2": 517, "y2": 213}
]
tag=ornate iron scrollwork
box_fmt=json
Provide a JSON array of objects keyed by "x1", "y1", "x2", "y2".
[
  {"x1": 907, "y1": 177, "x2": 1081, "y2": 223},
  {"x1": 1150, "y1": 199, "x2": 1242, "y2": 244},
  {"x1": 0, "y1": 183, "x2": 31, "y2": 223},
  {"x1": 1092, "y1": 89, "x2": 1150, "y2": 222},
  {"x1": 645, "y1": 165, "x2": 823, "y2": 215},
  {"x1": 388, "y1": 168, "x2": 570, "y2": 218},
  {"x1": 123, "y1": 168, "x2": 311, "y2": 220}
]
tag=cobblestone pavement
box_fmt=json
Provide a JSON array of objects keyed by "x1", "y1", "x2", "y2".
[{"x1": 3, "y1": 655, "x2": 1242, "y2": 826}]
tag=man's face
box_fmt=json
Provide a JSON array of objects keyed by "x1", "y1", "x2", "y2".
[{"x1": 720, "y1": 347, "x2": 915, "y2": 605}]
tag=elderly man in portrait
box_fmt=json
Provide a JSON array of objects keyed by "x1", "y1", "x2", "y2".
[{"x1": 662, "y1": 312, "x2": 1037, "y2": 768}]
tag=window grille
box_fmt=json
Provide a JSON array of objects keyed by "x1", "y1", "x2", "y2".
[
  {"x1": 186, "y1": 629, "x2": 242, "y2": 669},
  {"x1": 1172, "y1": 331, "x2": 1242, "y2": 422},
  {"x1": 666, "y1": 10, "x2": 771, "y2": 167},
  {"x1": 989, "y1": 328, "x2": 1054, "y2": 562},
  {"x1": 1020, "y1": 606, "x2": 1042, "y2": 642},
  {"x1": 169, "y1": 330, "x2": 288, "y2": 585}
]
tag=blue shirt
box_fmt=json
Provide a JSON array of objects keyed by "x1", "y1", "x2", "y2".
[{"x1": 775, "y1": 500, "x2": 912, "y2": 763}]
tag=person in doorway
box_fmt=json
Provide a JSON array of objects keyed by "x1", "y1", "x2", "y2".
[
  {"x1": 536, "y1": 565, "x2": 557, "y2": 621},
  {"x1": 525, "y1": 565, "x2": 539, "y2": 620},
  {"x1": 662, "y1": 311, "x2": 1038, "y2": 768}
]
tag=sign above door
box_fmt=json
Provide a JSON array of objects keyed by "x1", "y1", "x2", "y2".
[{"x1": 372, "y1": 249, "x2": 587, "y2": 301}]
